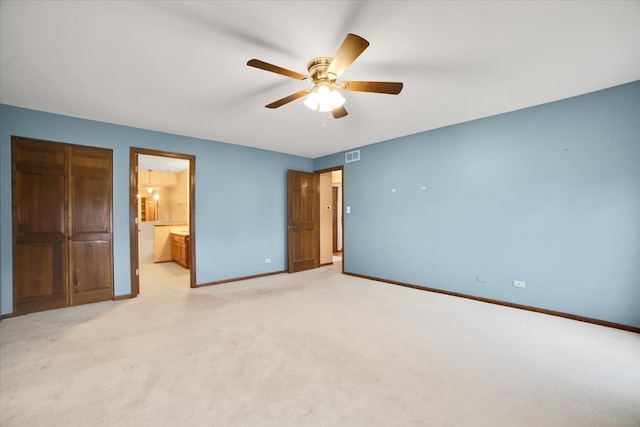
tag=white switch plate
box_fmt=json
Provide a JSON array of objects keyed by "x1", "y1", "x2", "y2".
[
  {"x1": 265, "y1": 258, "x2": 271, "y2": 264},
  {"x1": 346, "y1": 206, "x2": 351, "y2": 214},
  {"x1": 477, "y1": 276, "x2": 488, "y2": 284},
  {"x1": 513, "y1": 280, "x2": 526, "y2": 288}
]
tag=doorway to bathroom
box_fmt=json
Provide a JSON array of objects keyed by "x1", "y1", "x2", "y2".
[{"x1": 129, "y1": 148, "x2": 196, "y2": 296}]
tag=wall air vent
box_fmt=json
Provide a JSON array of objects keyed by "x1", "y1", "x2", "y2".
[{"x1": 345, "y1": 150, "x2": 360, "y2": 163}]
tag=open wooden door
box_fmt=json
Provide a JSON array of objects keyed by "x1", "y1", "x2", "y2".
[
  {"x1": 332, "y1": 186, "x2": 339, "y2": 253},
  {"x1": 287, "y1": 170, "x2": 320, "y2": 273}
]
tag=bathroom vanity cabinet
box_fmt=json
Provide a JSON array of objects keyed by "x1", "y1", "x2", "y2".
[{"x1": 170, "y1": 232, "x2": 190, "y2": 269}]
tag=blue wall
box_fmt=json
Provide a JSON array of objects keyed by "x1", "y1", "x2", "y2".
[
  {"x1": 2, "y1": 81, "x2": 639, "y2": 327},
  {"x1": 0, "y1": 105, "x2": 313, "y2": 314},
  {"x1": 315, "y1": 81, "x2": 640, "y2": 328}
]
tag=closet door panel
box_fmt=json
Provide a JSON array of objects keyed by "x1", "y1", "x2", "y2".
[
  {"x1": 14, "y1": 242, "x2": 67, "y2": 311},
  {"x1": 70, "y1": 241, "x2": 113, "y2": 305},
  {"x1": 69, "y1": 146, "x2": 113, "y2": 305},
  {"x1": 12, "y1": 138, "x2": 69, "y2": 314}
]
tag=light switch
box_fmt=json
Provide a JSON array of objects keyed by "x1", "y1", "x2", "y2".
[{"x1": 346, "y1": 206, "x2": 351, "y2": 214}]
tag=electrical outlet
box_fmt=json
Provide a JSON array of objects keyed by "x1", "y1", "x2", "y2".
[
  {"x1": 513, "y1": 280, "x2": 526, "y2": 288},
  {"x1": 477, "y1": 276, "x2": 488, "y2": 284},
  {"x1": 264, "y1": 258, "x2": 271, "y2": 264}
]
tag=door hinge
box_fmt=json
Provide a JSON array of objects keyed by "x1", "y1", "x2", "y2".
[
  {"x1": 136, "y1": 268, "x2": 139, "y2": 276},
  {"x1": 135, "y1": 217, "x2": 138, "y2": 224},
  {"x1": 135, "y1": 165, "x2": 138, "y2": 173}
]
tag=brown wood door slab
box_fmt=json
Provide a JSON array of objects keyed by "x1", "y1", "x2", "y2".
[
  {"x1": 69, "y1": 146, "x2": 113, "y2": 305},
  {"x1": 12, "y1": 137, "x2": 113, "y2": 315},
  {"x1": 332, "y1": 186, "x2": 338, "y2": 253},
  {"x1": 287, "y1": 170, "x2": 319, "y2": 272},
  {"x1": 12, "y1": 138, "x2": 69, "y2": 314}
]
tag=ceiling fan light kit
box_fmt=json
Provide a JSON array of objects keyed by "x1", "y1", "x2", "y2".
[
  {"x1": 303, "y1": 82, "x2": 345, "y2": 112},
  {"x1": 247, "y1": 34, "x2": 403, "y2": 119}
]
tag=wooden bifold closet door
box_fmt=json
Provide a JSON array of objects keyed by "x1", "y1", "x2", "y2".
[{"x1": 12, "y1": 136, "x2": 113, "y2": 315}]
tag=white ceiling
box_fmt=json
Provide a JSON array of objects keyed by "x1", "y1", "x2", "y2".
[{"x1": 2, "y1": 1, "x2": 639, "y2": 159}]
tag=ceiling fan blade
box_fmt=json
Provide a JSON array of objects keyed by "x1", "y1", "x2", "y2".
[
  {"x1": 341, "y1": 81, "x2": 403, "y2": 94},
  {"x1": 332, "y1": 106, "x2": 348, "y2": 119},
  {"x1": 265, "y1": 90, "x2": 310, "y2": 109},
  {"x1": 247, "y1": 59, "x2": 308, "y2": 81},
  {"x1": 326, "y1": 34, "x2": 369, "y2": 79}
]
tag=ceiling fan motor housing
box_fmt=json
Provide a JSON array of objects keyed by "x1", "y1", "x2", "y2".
[{"x1": 307, "y1": 57, "x2": 336, "y2": 82}]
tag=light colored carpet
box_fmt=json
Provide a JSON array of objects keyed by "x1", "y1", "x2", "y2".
[{"x1": 1, "y1": 260, "x2": 639, "y2": 426}]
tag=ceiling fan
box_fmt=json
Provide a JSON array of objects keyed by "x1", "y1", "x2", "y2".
[{"x1": 247, "y1": 33, "x2": 403, "y2": 119}]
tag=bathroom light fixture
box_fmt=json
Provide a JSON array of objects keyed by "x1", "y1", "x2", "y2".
[{"x1": 147, "y1": 170, "x2": 154, "y2": 193}]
